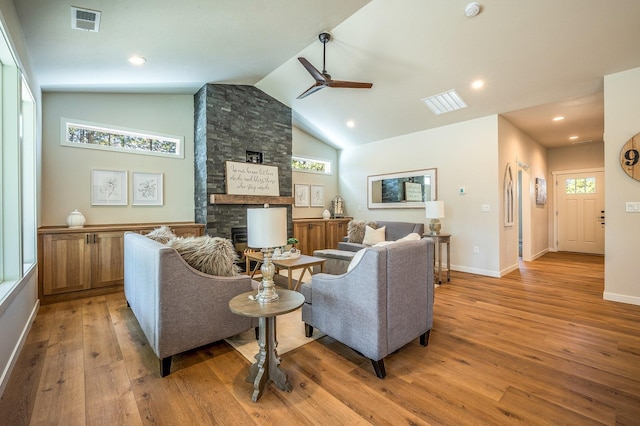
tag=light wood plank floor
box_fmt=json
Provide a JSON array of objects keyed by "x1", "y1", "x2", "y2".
[{"x1": 1, "y1": 252, "x2": 639, "y2": 425}]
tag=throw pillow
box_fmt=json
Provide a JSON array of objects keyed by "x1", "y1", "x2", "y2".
[
  {"x1": 362, "y1": 225, "x2": 386, "y2": 246},
  {"x1": 167, "y1": 236, "x2": 240, "y2": 276},
  {"x1": 347, "y1": 248, "x2": 367, "y2": 272},
  {"x1": 347, "y1": 220, "x2": 377, "y2": 243},
  {"x1": 145, "y1": 225, "x2": 177, "y2": 244}
]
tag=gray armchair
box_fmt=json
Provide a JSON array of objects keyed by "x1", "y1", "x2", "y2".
[{"x1": 300, "y1": 237, "x2": 434, "y2": 378}]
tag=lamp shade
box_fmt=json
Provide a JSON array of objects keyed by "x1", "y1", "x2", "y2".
[
  {"x1": 247, "y1": 207, "x2": 287, "y2": 248},
  {"x1": 425, "y1": 200, "x2": 445, "y2": 219}
]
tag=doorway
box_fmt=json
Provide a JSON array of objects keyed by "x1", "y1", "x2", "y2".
[
  {"x1": 517, "y1": 163, "x2": 532, "y2": 261},
  {"x1": 553, "y1": 169, "x2": 605, "y2": 254}
]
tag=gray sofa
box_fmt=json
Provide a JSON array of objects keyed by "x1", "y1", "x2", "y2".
[
  {"x1": 337, "y1": 220, "x2": 425, "y2": 252},
  {"x1": 123, "y1": 232, "x2": 259, "y2": 377},
  {"x1": 301, "y1": 237, "x2": 434, "y2": 378}
]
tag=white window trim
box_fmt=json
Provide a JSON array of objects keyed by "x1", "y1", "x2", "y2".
[
  {"x1": 292, "y1": 155, "x2": 333, "y2": 175},
  {"x1": 60, "y1": 117, "x2": 185, "y2": 159}
]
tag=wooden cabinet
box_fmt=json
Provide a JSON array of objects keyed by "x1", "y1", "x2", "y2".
[
  {"x1": 292, "y1": 218, "x2": 351, "y2": 255},
  {"x1": 38, "y1": 222, "x2": 204, "y2": 304}
]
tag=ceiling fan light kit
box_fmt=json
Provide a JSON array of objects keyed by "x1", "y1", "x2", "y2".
[{"x1": 297, "y1": 32, "x2": 372, "y2": 99}]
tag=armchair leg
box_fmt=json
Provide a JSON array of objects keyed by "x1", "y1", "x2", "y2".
[
  {"x1": 255, "y1": 327, "x2": 259, "y2": 340},
  {"x1": 304, "y1": 323, "x2": 313, "y2": 338},
  {"x1": 371, "y1": 359, "x2": 386, "y2": 379},
  {"x1": 420, "y1": 330, "x2": 431, "y2": 346},
  {"x1": 160, "y1": 356, "x2": 172, "y2": 377}
]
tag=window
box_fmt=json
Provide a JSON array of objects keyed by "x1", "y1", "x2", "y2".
[
  {"x1": 0, "y1": 23, "x2": 37, "y2": 299},
  {"x1": 61, "y1": 118, "x2": 184, "y2": 158},
  {"x1": 565, "y1": 177, "x2": 596, "y2": 194},
  {"x1": 292, "y1": 156, "x2": 332, "y2": 174}
]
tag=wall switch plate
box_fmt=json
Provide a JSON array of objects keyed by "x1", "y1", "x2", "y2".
[
  {"x1": 626, "y1": 202, "x2": 640, "y2": 212},
  {"x1": 473, "y1": 246, "x2": 480, "y2": 254},
  {"x1": 482, "y1": 204, "x2": 490, "y2": 212}
]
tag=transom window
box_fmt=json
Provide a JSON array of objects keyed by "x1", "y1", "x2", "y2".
[
  {"x1": 61, "y1": 118, "x2": 184, "y2": 158},
  {"x1": 292, "y1": 156, "x2": 332, "y2": 175},
  {"x1": 565, "y1": 177, "x2": 596, "y2": 194}
]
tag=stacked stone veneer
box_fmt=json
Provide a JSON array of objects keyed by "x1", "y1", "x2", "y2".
[{"x1": 194, "y1": 84, "x2": 293, "y2": 239}]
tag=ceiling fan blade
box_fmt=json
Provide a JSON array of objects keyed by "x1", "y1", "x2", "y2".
[
  {"x1": 327, "y1": 80, "x2": 373, "y2": 89},
  {"x1": 297, "y1": 83, "x2": 327, "y2": 99},
  {"x1": 298, "y1": 57, "x2": 327, "y2": 83}
]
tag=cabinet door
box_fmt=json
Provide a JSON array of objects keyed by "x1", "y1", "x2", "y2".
[
  {"x1": 42, "y1": 233, "x2": 92, "y2": 295},
  {"x1": 172, "y1": 225, "x2": 204, "y2": 238},
  {"x1": 325, "y1": 220, "x2": 349, "y2": 249},
  {"x1": 92, "y1": 231, "x2": 125, "y2": 288},
  {"x1": 294, "y1": 221, "x2": 325, "y2": 255}
]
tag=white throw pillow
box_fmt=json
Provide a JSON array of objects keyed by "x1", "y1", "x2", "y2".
[
  {"x1": 362, "y1": 225, "x2": 386, "y2": 246},
  {"x1": 347, "y1": 248, "x2": 367, "y2": 272}
]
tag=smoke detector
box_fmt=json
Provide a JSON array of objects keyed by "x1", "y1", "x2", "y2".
[
  {"x1": 464, "y1": 2, "x2": 482, "y2": 18},
  {"x1": 71, "y1": 6, "x2": 101, "y2": 32}
]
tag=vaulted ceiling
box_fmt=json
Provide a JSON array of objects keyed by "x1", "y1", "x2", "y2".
[{"x1": 14, "y1": 0, "x2": 640, "y2": 149}]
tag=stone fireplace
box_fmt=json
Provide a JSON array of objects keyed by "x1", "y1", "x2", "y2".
[{"x1": 193, "y1": 84, "x2": 293, "y2": 241}]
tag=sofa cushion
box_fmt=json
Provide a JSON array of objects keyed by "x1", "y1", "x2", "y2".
[
  {"x1": 167, "y1": 236, "x2": 240, "y2": 276},
  {"x1": 145, "y1": 225, "x2": 177, "y2": 244},
  {"x1": 363, "y1": 225, "x2": 386, "y2": 246},
  {"x1": 347, "y1": 220, "x2": 377, "y2": 243}
]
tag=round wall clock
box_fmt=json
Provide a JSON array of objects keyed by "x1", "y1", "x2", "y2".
[{"x1": 620, "y1": 132, "x2": 640, "y2": 182}]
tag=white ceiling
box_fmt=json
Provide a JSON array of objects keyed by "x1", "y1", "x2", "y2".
[{"x1": 13, "y1": 0, "x2": 640, "y2": 150}]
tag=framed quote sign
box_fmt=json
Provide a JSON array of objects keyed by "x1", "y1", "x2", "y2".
[{"x1": 225, "y1": 161, "x2": 280, "y2": 196}]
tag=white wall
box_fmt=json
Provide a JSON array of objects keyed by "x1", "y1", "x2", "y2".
[
  {"x1": 339, "y1": 115, "x2": 502, "y2": 277},
  {"x1": 498, "y1": 116, "x2": 549, "y2": 272},
  {"x1": 41, "y1": 93, "x2": 195, "y2": 226},
  {"x1": 291, "y1": 126, "x2": 340, "y2": 219},
  {"x1": 603, "y1": 67, "x2": 640, "y2": 306}
]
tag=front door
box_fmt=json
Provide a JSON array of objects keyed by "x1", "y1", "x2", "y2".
[{"x1": 556, "y1": 170, "x2": 604, "y2": 254}]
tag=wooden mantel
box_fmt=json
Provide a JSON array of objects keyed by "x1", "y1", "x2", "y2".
[{"x1": 209, "y1": 194, "x2": 294, "y2": 205}]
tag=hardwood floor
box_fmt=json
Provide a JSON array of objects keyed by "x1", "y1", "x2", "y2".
[{"x1": 1, "y1": 252, "x2": 639, "y2": 425}]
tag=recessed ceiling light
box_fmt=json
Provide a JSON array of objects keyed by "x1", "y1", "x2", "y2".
[
  {"x1": 569, "y1": 135, "x2": 579, "y2": 140},
  {"x1": 346, "y1": 120, "x2": 355, "y2": 128},
  {"x1": 128, "y1": 56, "x2": 146, "y2": 65},
  {"x1": 471, "y1": 80, "x2": 485, "y2": 89},
  {"x1": 421, "y1": 89, "x2": 468, "y2": 115},
  {"x1": 552, "y1": 116, "x2": 565, "y2": 121}
]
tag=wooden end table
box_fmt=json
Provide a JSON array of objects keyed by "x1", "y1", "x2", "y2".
[
  {"x1": 244, "y1": 251, "x2": 325, "y2": 291},
  {"x1": 228, "y1": 289, "x2": 305, "y2": 402},
  {"x1": 424, "y1": 233, "x2": 451, "y2": 284}
]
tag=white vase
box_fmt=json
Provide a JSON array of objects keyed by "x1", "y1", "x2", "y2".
[
  {"x1": 322, "y1": 209, "x2": 331, "y2": 219},
  {"x1": 66, "y1": 209, "x2": 86, "y2": 228}
]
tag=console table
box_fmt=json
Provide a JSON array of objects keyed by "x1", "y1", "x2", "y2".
[
  {"x1": 228, "y1": 290, "x2": 304, "y2": 402},
  {"x1": 425, "y1": 233, "x2": 451, "y2": 284}
]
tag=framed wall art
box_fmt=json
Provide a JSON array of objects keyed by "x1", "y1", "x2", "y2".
[
  {"x1": 133, "y1": 172, "x2": 164, "y2": 205},
  {"x1": 91, "y1": 169, "x2": 127, "y2": 206},
  {"x1": 535, "y1": 177, "x2": 547, "y2": 205},
  {"x1": 310, "y1": 184, "x2": 324, "y2": 207},
  {"x1": 294, "y1": 184, "x2": 309, "y2": 207}
]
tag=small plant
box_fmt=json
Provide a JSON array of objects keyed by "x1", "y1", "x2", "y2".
[{"x1": 287, "y1": 237, "x2": 299, "y2": 246}]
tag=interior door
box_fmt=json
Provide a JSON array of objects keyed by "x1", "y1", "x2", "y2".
[{"x1": 556, "y1": 171, "x2": 604, "y2": 254}]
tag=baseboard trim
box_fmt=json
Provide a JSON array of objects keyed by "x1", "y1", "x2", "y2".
[
  {"x1": 452, "y1": 265, "x2": 500, "y2": 278},
  {"x1": 0, "y1": 298, "x2": 39, "y2": 397},
  {"x1": 603, "y1": 292, "x2": 640, "y2": 306}
]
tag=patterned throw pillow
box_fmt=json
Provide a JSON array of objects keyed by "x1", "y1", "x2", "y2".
[
  {"x1": 145, "y1": 225, "x2": 177, "y2": 244},
  {"x1": 347, "y1": 220, "x2": 377, "y2": 243},
  {"x1": 167, "y1": 236, "x2": 240, "y2": 276}
]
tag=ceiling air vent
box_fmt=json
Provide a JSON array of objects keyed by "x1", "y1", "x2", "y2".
[
  {"x1": 71, "y1": 6, "x2": 101, "y2": 32},
  {"x1": 421, "y1": 89, "x2": 468, "y2": 115}
]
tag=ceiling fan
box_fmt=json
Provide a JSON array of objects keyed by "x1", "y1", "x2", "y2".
[{"x1": 297, "y1": 32, "x2": 372, "y2": 99}]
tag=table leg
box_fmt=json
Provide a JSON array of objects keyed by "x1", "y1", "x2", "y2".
[
  {"x1": 246, "y1": 316, "x2": 290, "y2": 402},
  {"x1": 293, "y1": 266, "x2": 312, "y2": 292},
  {"x1": 438, "y1": 241, "x2": 443, "y2": 284},
  {"x1": 446, "y1": 241, "x2": 451, "y2": 282}
]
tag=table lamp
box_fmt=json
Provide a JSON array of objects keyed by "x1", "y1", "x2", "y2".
[
  {"x1": 425, "y1": 200, "x2": 445, "y2": 235},
  {"x1": 247, "y1": 205, "x2": 287, "y2": 303}
]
